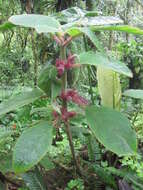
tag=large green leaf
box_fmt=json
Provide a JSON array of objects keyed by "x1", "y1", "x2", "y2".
[
  {"x1": 0, "y1": 88, "x2": 44, "y2": 116},
  {"x1": 91, "y1": 25, "x2": 143, "y2": 35},
  {"x1": 79, "y1": 51, "x2": 132, "y2": 77},
  {"x1": 123, "y1": 89, "x2": 143, "y2": 99},
  {"x1": 85, "y1": 106, "x2": 137, "y2": 156},
  {"x1": 9, "y1": 14, "x2": 61, "y2": 34},
  {"x1": 13, "y1": 121, "x2": 53, "y2": 173}
]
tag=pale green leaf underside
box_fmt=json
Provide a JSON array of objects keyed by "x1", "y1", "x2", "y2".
[
  {"x1": 13, "y1": 121, "x2": 53, "y2": 173},
  {"x1": 97, "y1": 67, "x2": 121, "y2": 110},
  {"x1": 81, "y1": 16, "x2": 123, "y2": 26},
  {"x1": 9, "y1": 14, "x2": 61, "y2": 34},
  {"x1": 123, "y1": 89, "x2": 143, "y2": 99},
  {"x1": 0, "y1": 88, "x2": 44, "y2": 116},
  {"x1": 85, "y1": 106, "x2": 137, "y2": 156},
  {"x1": 79, "y1": 51, "x2": 132, "y2": 77}
]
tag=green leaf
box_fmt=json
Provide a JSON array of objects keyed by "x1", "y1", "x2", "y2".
[
  {"x1": 123, "y1": 89, "x2": 143, "y2": 99},
  {"x1": 38, "y1": 64, "x2": 58, "y2": 96},
  {"x1": 22, "y1": 169, "x2": 46, "y2": 190},
  {"x1": 0, "y1": 88, "x2": 44, "y2": 116},
  {"x1": 13, "y1": 121, "x2": 53, "y2": 173},
  {"x1": 51, "y1": 80, "x2": 62, "y2": 100},
  {"x1": 0, "y1": 22, "x2": 15, "y2": 32},
  {"x1": 82, "y1": 16, "x2": 123, "y2": 26},
  {"x1": 9, "y1": 14, "x2": 61, "y2": 34},
  {"x1": 35, "y1": 25, "x2": 60, "y2": 34},
  {"x1": 67, "y1": 27, "x2": 104, "y2": 52},
  {"x1": 79, "y1": 51, "x2": 132, "y2": 77},
  {"x1": 85, "y1": 106, "x2": 137, "y2": 156},
  {"x1": 66, "y1": 27, "x2": 82, "y2": 37},
  {"x1": 91, "y1": 25, "x2": 143, "y2": 35},
  {"x1": 40, "y1": 154, "x2": 55, "y2": 171}
]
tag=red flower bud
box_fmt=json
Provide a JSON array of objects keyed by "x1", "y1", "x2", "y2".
[
  {"x1": 52, "y1": 110, "x2": 59, "y2": 119},
  {"x1": 65, "y1": 54, "x2": 75, "y2": 70},
  {"x1": 55, "y1": 54, "x2": 78, "y2": 77},
  {"x1": 72, "y1": 94, "x2": 89, "y2": 106},
  {"x1": 67, "y1": 111, "x2": 76, "y2": 118},
  {"x1": 56, "y1": 59, "x2": 65, "y2": 76},
  {"x1": 60, "y1": 107, "x2": 76, "y2": 121},
  {"x1": 60, "y1": 89, "x2": 88, "y2": 106}
]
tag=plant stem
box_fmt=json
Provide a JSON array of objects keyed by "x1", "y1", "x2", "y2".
[{"x1": 60, "y1": 45, "x2": 81, "y2": 174}]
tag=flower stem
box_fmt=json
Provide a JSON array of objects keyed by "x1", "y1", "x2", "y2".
[{"x1": 60, "y1": 45, "x2": 81, "y2": 174}]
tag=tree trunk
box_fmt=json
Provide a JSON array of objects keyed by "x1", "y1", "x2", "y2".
[
  {"x1": 86, "y1": 0, "x2": 94, "y2": 11},
  {"x1": 56, "y1": 0, "x2": 75, "y2": 11}
]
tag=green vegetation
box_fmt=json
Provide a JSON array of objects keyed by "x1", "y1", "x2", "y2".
[{"x1": 0, "y1": 0, "x2": 143, "y2": 189}]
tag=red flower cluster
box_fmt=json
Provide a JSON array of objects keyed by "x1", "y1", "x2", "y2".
[
  {"x1": 56, "y1": 54, "x2": 79, "y2": 77},
  {"x1": 52, "y1": 108, "x2": 76, "y2": 122},
  {"x1": 60, "y1": 89, "x2": 88, "y2": 106},
  {"x1": 56, "y1": 59, "x2": 65, "y2": 76},
  {"x1": 61, "y1": 107, "x2": 76, "y2": 122}
]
